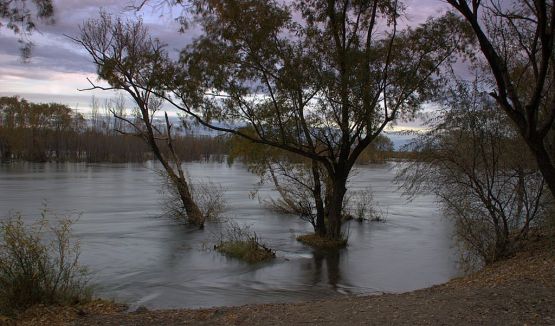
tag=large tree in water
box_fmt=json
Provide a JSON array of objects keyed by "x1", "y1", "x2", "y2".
[
  {"x1": 160, "y1": 0, "x2": 467, "y2": 239},
  {"x1": 75, "y1": 14, "x2": 205, "y2": 227}
]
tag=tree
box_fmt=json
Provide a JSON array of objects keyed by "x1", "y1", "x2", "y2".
[
  {"x1": 446, "y1": 0, "x2": 555, "y2": 198},
  {"x1": 0, "y1": 0, "x2": 54, "y2": 59},
  {"x1": 74, "y1": 13, "x2": 205, "y2": 227},
  {"x1": 228, "y1": 132, "x2": 331, "y2": 232},
  {"x1": 397, "y1": 80, "x2": 548, "y2": 265},
  {"x1": 229, "y1": 131, "x2": 392, "y2": 231},
  {"x1": 0, "y1": 96, "x2": 75, "y2": 161},
  {"x1": 356, "y1": 134, "x2": 394, "y2": 163},
  {"x1": 158, "y1": 0, "x2": 466, "y2": 239}
]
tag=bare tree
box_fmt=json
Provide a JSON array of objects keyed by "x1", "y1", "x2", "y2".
[
  {"x1": 446, "y1": 0, "x2": 555, "y2": 198},
  {"x1": 73, "y1": 13, "x2": 205, "y2": 227},
  {"x1": 397, "y1": 79, "x2": 548, "y2": 265}
]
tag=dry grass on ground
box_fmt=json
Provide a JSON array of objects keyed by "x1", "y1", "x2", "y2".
[{"x1": 0, "y1": 299, "x2": 126, "y2": 326}]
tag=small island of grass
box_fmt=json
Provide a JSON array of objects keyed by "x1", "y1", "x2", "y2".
[
  {"x1": 214, "y1": 222, "x2": 275, "y2": 263},
  {"x1": 215, "y1": 239, "x2": 275, "y2": 264},
  {"x1": 296, "y1": 233, "x2": 348, "y2": 250}
]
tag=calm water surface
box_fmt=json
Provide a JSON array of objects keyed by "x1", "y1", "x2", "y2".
[{"x1": 0, "y1": 161, "x2": 459, "y2": 309}]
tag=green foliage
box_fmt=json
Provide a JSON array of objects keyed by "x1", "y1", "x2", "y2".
[
  {"x1": 0, "y1": 96, "x2": 74, "y2": 130},
  {"x1": 181, "y1": 0, "x2": 469, "y2": 239},
  {"x1": 214, "y1": 222, "x2": 275, "y2": 263},
  {"x1": 0, "y1": 210, "x2": 91, "y2": 316},
  {"x1": 78, "y1": 1, "x2": 470, "y2": 240},
  {"x1": 0, "y1": 96, "x2": 82, "y2": 162}
]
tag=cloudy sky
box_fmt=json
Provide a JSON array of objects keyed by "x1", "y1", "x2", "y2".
[{"x1": 0, "y1": 0, "x2": 449, "y2": 116}]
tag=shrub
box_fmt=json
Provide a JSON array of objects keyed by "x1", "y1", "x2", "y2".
[
  {"x1": 214, "y1": 222, "x2": 275, "y2": 263},
  {"x1": 190, "y1": 180, "x2": 226, "y2": 222},
  {"x1": 160, "y1": 173, "x2": 226, "y2": 223},
  {"x1": 0, "y1": 211, "x2": 91, "y2": 316},
  {"x1": 349, "y1": 188, "x2": 386, "y2": 222},
  {"x1": 396, "y1": 82, "x2": 549, "y2": 265}
]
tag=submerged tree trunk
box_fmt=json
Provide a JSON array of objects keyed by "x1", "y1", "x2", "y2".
[
  {"x1": 311, "y1": 160, "x2": 327, "y2": 237},
  {"x1": 326, "y1": 173, "x2": 348, "y2": 240},
  {"x1": 172, "y1": 174, "x2": 204, "y2": 226},
  {"x1": 157, "y1": 112, "x2": 204, "y2": 227},
  {"x1": 150, "y1": 140, "x2": 204, "y2": 226}
]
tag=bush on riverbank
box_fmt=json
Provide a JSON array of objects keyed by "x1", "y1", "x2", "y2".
[
  {"x1": 214, "y1": 222, "x2": 275, "y2": 263},
  {"x1": 0, "y1": 211, "x2": 92, "y2": 316},
  {"x1": 296, "y1": 233, "x2": 348, "y2": 250}
]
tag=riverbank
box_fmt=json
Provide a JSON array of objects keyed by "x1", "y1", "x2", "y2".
[{"x1": 6, "y1": 234, "x2": 553, "y2": 325}]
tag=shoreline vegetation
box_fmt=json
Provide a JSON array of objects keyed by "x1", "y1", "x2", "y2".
[
  {"x1": 0, "y1": 96, "x2": 403, "y2": 165},
  {"x1": 0, "y1": 97, "x2": 229, "y2": 164},
  {"x1": 3, "y1": 231, "x2": 553, "y2": 325}
]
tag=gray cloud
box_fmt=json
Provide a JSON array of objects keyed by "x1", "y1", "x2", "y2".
[
  {"x1": 0, "y1": 34, "x2": 95, "y2": 76},
  {"x1": 0, "y1": 0, "x2": 452, "y2": 100}
]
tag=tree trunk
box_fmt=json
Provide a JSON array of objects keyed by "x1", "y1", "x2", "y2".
[
  {"x1": 327, "y1": 174, "x2": 348, "y2": 240},
  {"x1": 173, "y1": 175, "x2": 204, "y2": 227},
  {"x1": 148, "y1": 133, "x2": 204, "y2": 227},
  {"x1": 532, "y1": 143, "x2": 555, "y2": 198},
  {"x1": 311, "y1": 161, "x2": 327, "y2": 237}
]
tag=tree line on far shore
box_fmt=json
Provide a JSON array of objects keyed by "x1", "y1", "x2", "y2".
[
  {"x1": 0, "y1": 96, "x2": 229, "y2": 163},
  {"x1": 0, "y1": 96, "x2": 396, "y2": 165}
]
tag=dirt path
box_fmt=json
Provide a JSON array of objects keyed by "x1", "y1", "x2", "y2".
[
  {"x1": 73, "y1": 280, "x2": 553, "y2": 325},
  {"x1": 8, "y1": 240, "x2": 555, "y2": 325}
]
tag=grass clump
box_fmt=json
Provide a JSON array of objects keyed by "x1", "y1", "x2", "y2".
[
  {"x1": 214, "y1": 222, "x2": 275, "y2": 264},
  {"x1": 0, "y1": 210, "x2": 91, "y2": 316},
  {"x1": 297, "y1": 233, "x2": 348, "y2": 250}
]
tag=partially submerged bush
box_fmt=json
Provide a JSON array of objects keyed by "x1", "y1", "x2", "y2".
[
  {"x1": 0, "y1": 211, "x2": 91, "y2": 315},
  {"x1": 190, "y1": 180, "x2": 226, "y2": 222},
  {"x1": 297, "y1": 233, "x2": 348, "y2": 250},
  {"x1": 349, "y1": 188, "x2": 386, "y2": 222},
  {"x1": 160, "y1": 173, "x2": 226, "y2": 223},
  {"x1": 214, "y1": 222, "x2": 275, "y2": 263}
]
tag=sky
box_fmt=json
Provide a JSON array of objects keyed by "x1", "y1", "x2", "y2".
[{"x1": 0, "y1": 0, "x2": 449, "y2": 131}]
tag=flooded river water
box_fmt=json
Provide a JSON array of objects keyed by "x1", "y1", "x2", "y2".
[{"x1": 0, "y1": 161, "x2": 458, "y2": 309}]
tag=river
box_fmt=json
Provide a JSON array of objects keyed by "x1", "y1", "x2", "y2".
[{"x1": 0, "y1": 161, "x2": 459, "y2": 310}]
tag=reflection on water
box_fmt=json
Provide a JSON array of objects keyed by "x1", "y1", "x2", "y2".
[
  {"x1": 312, "y1": 250, "x2": 342, "y2": 290},
  {"x1": 0, "y1": 161, "x2": 459, "y2": 309}
]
